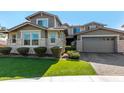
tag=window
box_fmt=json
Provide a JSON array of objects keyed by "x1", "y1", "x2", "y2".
[
  {"x1": 32, "y1": 32, "x2": 39, "y2": 45},
  {"x1": 12, "y1": 34, "x2": 16, "y2": 43},
  {"x1": 37, "y1": 18, "x2": 48, "y2": 27},
  {"x1": 50, "y1": 32, "x2": 56, "y2": 43},
  {"x1": 22, "y1": 32, "x2": 39, "y2": 46},
  {"x1": 73, "y1": 27, "x2": 80, "y2": 34},
  {"x1": 88, "y1": 25, "x2": 96, "y2": 30},
  {"x1": 60, "y1": 32, "x2": 65, "y2": 39},
  {"x1": 23, "y1": 32, "x2": 30, "y2": 45}
]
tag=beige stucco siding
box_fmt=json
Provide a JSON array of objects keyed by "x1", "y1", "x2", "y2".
[{"x1": 118, "y1": 40, "x2": 124, "y2": 52}]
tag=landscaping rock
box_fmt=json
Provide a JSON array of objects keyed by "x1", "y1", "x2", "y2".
[{"x1": 62, "y1": 53, "x2": 69, "y2": 58}]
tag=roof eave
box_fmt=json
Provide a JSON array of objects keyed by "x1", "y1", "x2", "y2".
[
  {"x1": 8, "y1": 22, "x2": 46, "y2": 32},
  {"x1": 76, "y1": 27, "x2": 124, "y2": 35}
]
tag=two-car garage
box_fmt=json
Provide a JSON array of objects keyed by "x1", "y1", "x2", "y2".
[
  {"x1": 82, "y1": 37, "x2": 116, "y2": 53},
  {"x1": 75, "y1": 28, "x2": 123, "y2": 53}
]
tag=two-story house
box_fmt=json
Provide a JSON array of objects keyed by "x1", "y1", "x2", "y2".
[
  {"x1": 6, "y1": 11, "x2": 67, "y2": 54},
  {"x1": 1, "y1": 11, "x2": 124, "y2": 54}
]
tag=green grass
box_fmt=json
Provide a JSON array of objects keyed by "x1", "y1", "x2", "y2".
[
  {"x1": 0, "y1": 57, "x2": 96, "y2": 80},
  {"x1": 44, "y1": 59, "x2": 96, "y2": 76}
]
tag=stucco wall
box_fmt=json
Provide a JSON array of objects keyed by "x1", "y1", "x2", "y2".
[
  {"x1": 118, "y1": 40, "x2": 124, "y2": 52},
  {"x1": 76, "y1": 40, "x2": 82, "y2": 52}
]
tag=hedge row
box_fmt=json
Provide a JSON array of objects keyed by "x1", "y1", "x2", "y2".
[
  {"x1": 0, "y1": 46, "x2": 80, "y2": 59},
  {"x1": 0, "y1": 46, "x2": 63, "y2": 58}
]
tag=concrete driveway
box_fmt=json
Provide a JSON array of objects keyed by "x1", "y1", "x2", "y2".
[{"x1": 80, "y1": 53, "x2": 124, "y2": 75}]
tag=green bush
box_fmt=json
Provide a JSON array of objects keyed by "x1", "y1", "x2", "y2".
[
  {"x1": 17, "y1": 47, "x2": 29, "y2": 56},
  {"x1": 34, "y1": 47, "x2": 47, "y2": 57},
  {"x1": 65, "y1": 46, "x2": 76, "y2": 52},
  {"x1": 67, "y1": 51, "x2": 80, "y2": 59},
  {"x1": 51, "y1": 46, "x2": 63, "y2": 58},
  {"x1": 0, "y1": 47, "x2": 12, "y2": 55}
]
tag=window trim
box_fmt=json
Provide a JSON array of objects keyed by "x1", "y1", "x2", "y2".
[
  {"x1": 32, "y1": 32, "x2": 40, "y2": 45},
  {"x1": 36, "y1": 18, "x2": 49, "y2": 27},
  {"x1": 88, "y1": 25, "x2": 97, "y2": 30},
  {"x1": 49, "y1": 31, "x2": 58, "y2": 44},
  {"x1": 21, "y1": 30, "x2": 41, "y2": 46},
  {"x1": 11, "y1": 34, "x2": 17, "y2": 44},
  {"x1": 73, "y1": 27, "x2": 80, "y2": 34}
]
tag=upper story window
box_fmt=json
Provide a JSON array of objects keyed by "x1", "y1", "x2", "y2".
[
  {"x1": 36, "y1": 18, "x2": 48, "y2": 27},
  {"x1": 73, "y1": 27, "x2": 80, "y2": 34},
  {"x1": 88, "y1": 25, "x2": 97, "y2": 30}
]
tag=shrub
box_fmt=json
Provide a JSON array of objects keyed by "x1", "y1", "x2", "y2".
[
  {"x1": 51, "y1": 46, "x2": 63, "y2": 58},
  {"x1": 34, "y1": 47, "x2": 47, "y2": 57},
  {"x1": 67, "y1": 51, "x2": 80, "y2": 59},
  {"x1": 0, "y1": 47, "x2": 12, "y2": 55},
  {"x1": 17, "y1": 47, "x2": 29, "y2": 56},
  {"x1": 65, "y1": 46, "x2": 76, "y2": 52}
]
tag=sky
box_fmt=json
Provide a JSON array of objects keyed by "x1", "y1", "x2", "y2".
[{"x1": 0, "y1": 11, "x2": 124, "y2": 29}]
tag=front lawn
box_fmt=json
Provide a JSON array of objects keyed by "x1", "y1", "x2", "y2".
[
  {"x1": 44, "y1": 59, "x2": 96, "y2": 76},
  {"x1": 0, "y1": 57, "x2": 96, "y2": 80}
]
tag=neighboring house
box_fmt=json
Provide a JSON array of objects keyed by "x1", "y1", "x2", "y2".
[
  {"x1": 1, "y1": 12, "x2": 124, "y2": 53},
  {"x1": 0, "y1": 26, "x2": 7, "y2": 47},
  {"x1": 5, "y1": 11, "x2": 67, "y2": 54}
]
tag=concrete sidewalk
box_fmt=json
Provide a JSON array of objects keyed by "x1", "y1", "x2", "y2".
[{"x1": 4, "y1": 76, "x2": 124, "y2": 82}]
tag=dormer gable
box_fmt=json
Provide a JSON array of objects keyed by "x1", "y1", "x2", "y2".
[
  {"x1": 25, "y1": 11, "x2": 62, "y2": 28},
  {"x1": 83, "y1": 21, "x2": 107, "y2": 30}
]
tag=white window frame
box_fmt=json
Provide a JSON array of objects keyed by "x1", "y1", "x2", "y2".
[
  {"x1": 60, "y1": 32, "x2": 65, "y2": 40},
  {"x1": 89, "y1": 25, "x2": 97, "y2": 29},
  {"x1": 11, "y1": 34, "x2": 17, "y2": 44},
  {"x1": 49, "y1": 31, "x2": 58, "y2": 44},
  {"x1": 36, "y1": 18, "x2": 49, "y2": 27},
  {"x1": 21, "y1": 30, "x2": 41, "y2": 47}
]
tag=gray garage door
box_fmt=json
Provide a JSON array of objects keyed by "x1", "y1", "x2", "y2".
[{"x1": 82, "y1": 37, "x2": 115, "y2": 53}]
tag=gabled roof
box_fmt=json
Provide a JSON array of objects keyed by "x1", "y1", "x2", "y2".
[
  {"x1": 25, "y1": 11, "x2": 62, "y2": 25},
  {"x1": 75, "y1": 27, "x2": 124, "y2": 35},
  {"x1": 62, "y1": 23, "x2": 70, "y2": 27},
  {"x1": 8, "y1": 21, "x2": 67, "y2": 34},
  {"x1": 83, "y1": 21, "x2": 107, "y2": 26},
  {"x1": 0, "y1": 30, "x2": 8, "y2": 33},
  {"x1": 8, "y1": 22, "x2": 46, "y2": 32}
]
